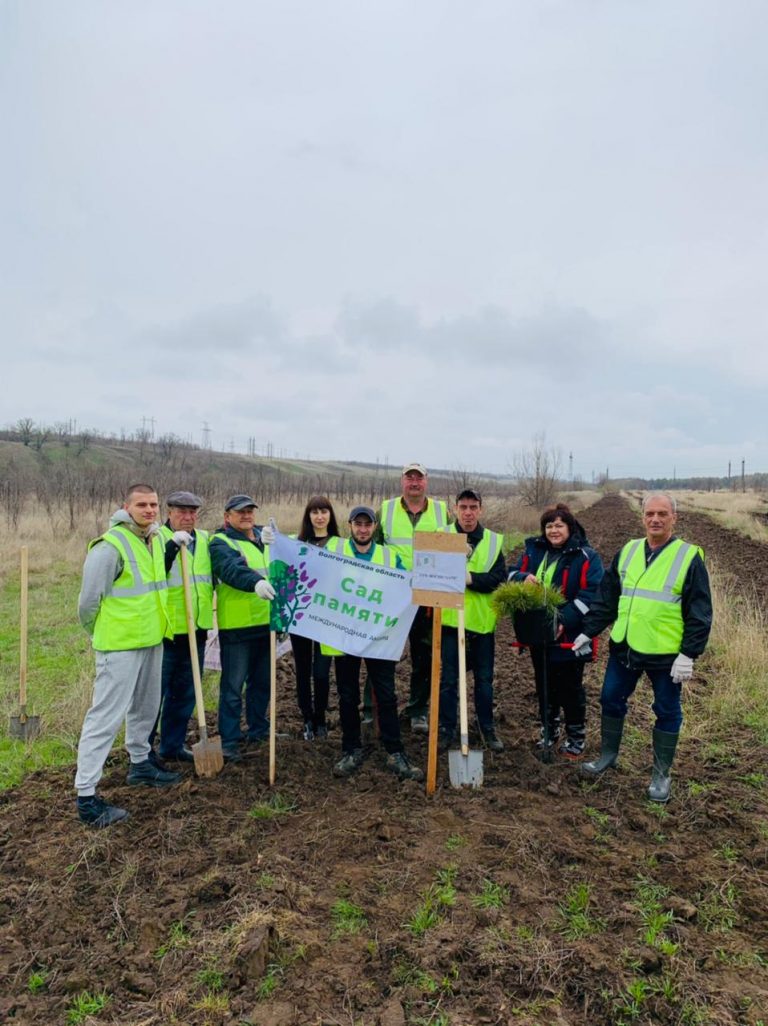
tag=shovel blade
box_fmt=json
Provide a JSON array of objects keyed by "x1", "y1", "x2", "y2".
[
  {"x1": 9, "y1": 714, "x2": 41, "y2": 741},
  {"x1": 192, "y1": 737, "x2": 224, "y2": 778},
  {"x1": 448, "y1": 748, "x2": 484, "y2": 788}
]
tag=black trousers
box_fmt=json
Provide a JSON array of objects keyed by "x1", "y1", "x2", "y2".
[
  {"x1": 289, "y1": 634, "x2": 331, "y2": 725},
  {"x1": 336, "y1": 655, "x2": 403, "y2": 755},
  {"x1": 529, "y1": 649, "x2": 587, "y2": 729}
]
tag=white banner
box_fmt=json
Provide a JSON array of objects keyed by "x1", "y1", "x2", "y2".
[{"x1": 268, "y1": 531, "x2": 417, "y2": 660}]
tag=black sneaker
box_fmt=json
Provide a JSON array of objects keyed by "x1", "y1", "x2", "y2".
[
  {"x1": 77, "y1": 795, "x2": 129, "y2": 828},
  {"x1": 333, "y1": 748, "x2": 365, "y2": 778},
  {"x1": 481, "y1": 728, "x2": 505, "y2": 753},
  {"x1": 222, "y1": 744, "x2": 243, "y2": 763},
  {"x1": 559, "y1": 736, "x2": 586, "y2": 759},
  {"x1": 536, "y1": 724, "x2": 561, "y2": 750},
  {"x1": 314, "y1": 723, "x2": 329, "y2": 740},
  {"x1": 385, "y1": 751, "x2": 425, "y2": 782},
  {"x1": 126, "y1": 759, "x2": 181, "y2": 787},
  {"x1": 302, "y1": 720, "x2": 315, "y2": 741}
]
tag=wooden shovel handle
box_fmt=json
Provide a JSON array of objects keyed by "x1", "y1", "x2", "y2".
[
  {"x1": 179, "y1": 544, "x2": 209, "y2": 741},
  {"x1": 458, "y1": 608, "x2": 469, "y2": 756},
  {"x1": 269, "y1": 630, "x2": 276, "y2": 786},
  {"x1": 426, "y1": 607, "x2": 442, "y2": 797},
  {"x1": 19, "y1": 546, "x2": 28, "y2": 708}
]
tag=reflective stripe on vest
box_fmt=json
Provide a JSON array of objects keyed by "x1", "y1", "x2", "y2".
[
  {"x1": 610, "y1": 538, "x2": 701, "y2": 654},
  {"x1": 161, "y1": 526, "x2": 214, "y2": 633},
  {"x1": 90, "y1": 525, "x2": 170, "y2": 651},
  {"x1": 380, "y1": 497, "x2": 449, "y2": 570},
  {"x1": 442, "y1": 526, "x2": 502, "y2": 634},
  {"x1": 213, "y1": 533, "x2": 271, "y2": 629}
]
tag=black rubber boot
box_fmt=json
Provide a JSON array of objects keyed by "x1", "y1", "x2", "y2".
[
  {"x1": 581, "y1": 715, "x2": 624, "y2": 777},
  {"x1": 647, "y1": 728, "x2": 679, "y2": 803}
]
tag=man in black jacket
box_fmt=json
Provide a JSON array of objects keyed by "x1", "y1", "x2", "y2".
[{"x1": 573, "y1": 493, "x2": 712, "y2": 802}]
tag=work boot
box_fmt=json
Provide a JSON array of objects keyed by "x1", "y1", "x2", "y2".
[
  {"x1": 581, "y1": 716, "x2": 624, "y2": 777},
  {"x1": 333, "y1": 748, "x2": 365, "y2": 778},
  {"x1": 160, "y1": 746, "x2": 195, "y2": 763},
  {"x1": 481, "y1": 727, "x2": 505, "y2": 753},
  {"x1": 386, "y1": 751, "x2": 425, "y2": 782},
  {"x1": 221, "y1": 744, "x2": 242, "y2": 763},
  {"x1": 77, "y1": 794, "x2": 129, "y2": 829},
  {"x1": 647, "y1": 729, "x2": 680, "y2": 803},
  {"x1": 559, "y1": 724, "x2": 587, "y2": 759},
  {"x1": 126, "y1": 759, "x2": 181, "y2": 787},
  {"x1": 410, "y1": 715, "x2": 429, "y2": 734}
]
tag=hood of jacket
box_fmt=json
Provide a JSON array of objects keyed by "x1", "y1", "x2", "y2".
[{"x1": 109, "y1": 508, "x2": 158, "y2": 540}]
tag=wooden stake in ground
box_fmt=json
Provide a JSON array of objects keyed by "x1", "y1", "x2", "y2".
[
  {"x1": 269, "y1": 630, "x2": 277, "y2": 786},
  {"x1": 412, "y1": 531, "x2": 468, "y2": 797},
  {"x1": 10, "y1": 546, "x2": 41, "y2": 741},
  {"x1": 180, "y1": 544, "x2": 223, "y2": 778}
]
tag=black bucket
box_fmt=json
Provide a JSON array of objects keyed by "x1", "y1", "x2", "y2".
[{"x1": 513, "y1": 607, "x2": 558, "y2": 646}]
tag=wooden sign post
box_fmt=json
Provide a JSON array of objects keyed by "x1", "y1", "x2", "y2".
[{"x1": 412, "y1": 531, "x2": 468, "y2": 796}]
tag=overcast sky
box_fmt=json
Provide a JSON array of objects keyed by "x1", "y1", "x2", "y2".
[{"x1": 2, "y1": 1, "x2": 766, "y2": 480}]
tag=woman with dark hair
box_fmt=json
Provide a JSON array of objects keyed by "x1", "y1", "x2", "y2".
[
  {"x1": 293, "y1": 496, "x2": 340, "y2": 739},
  {"x1": 507, "y1": 503, "x2": 604, "y2": 757}
]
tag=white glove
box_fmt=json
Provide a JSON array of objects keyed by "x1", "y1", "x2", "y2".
[
  {"x1": 572, "y1": 633, "x2": 592, "y2": 658},
  {"x1": 254, "y1": 579, "x2": 276, "y2": 600},
  {"x1": 670, "y1": 653, "x2": 694, "y2": 683},
  {"x1": 260, "y1": 523, "x2": 276, "y2": 545},
  {"x1": 172, "y1": 530, "x2": 194, "y2": 546}
]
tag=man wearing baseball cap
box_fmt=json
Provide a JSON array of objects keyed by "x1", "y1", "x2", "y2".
[
  {"x1": 326, "y1": 507, "x2": 423, "y2": 782},
  {"x1": 209, "y1": 495, "x2": 276, "y2": 762},
  {"x1": 439, "y1": 489, "x2": 507, "y2": 753},
  {"x1": 148, "y1": 490, "x2": 212, "y2": 765},
  {"x1": 378, "y1": 463, "x2": 450, "y2": 733}
]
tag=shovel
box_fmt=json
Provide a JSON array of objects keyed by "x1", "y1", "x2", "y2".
[
  {"x1": 449, "y1": 609, "x2": 483, "y2": 788},
  {"x1": 10, "y1": 547, "x2": 41, "y2": 741},
  {"x1": 180, "y1": 544, "x2": 223, "y2": 778}
]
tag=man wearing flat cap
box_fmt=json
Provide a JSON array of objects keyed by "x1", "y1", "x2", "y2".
[
  {"x1": 378, "y1": 463, "x2": 450, "y2": 733},
  {"x1": 325, "y1": 507, "x2": 423, "y2": 782},
  {"x1": 209, "y1": 495, "x2": 276, "y2": 762},
  {"x1": 149, "y1": 491, "x2": 212, "y2": 764}
]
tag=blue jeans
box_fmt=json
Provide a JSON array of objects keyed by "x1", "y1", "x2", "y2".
[
  {"x1": 600, "y1": 654, "x2": 683, "y2": 732},
  {"x1": 218, "y1": 629, "x2": 270, "y2": 746},
  {"x1": 439, "y1": 627, "x2": 495, "y2": 735},
  {"x1": 155, "y1": 630, "x2": 208, "y2": 756}
]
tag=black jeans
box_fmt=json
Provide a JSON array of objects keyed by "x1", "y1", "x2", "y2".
[
  {"x1": 404, "y1": 605, "x2": 434, "y2": 718},
  {"x1": 148, "y1": 630, "x2": 207, "y2": 755},
  {"x1": 289, "y1": 634, "x2": 331, "y2": 726},
  {"x1": 336, "y1": 655, "x2": 403, "y2": 755},
  {"x1": 529, "y1": 649, "x2": 587, "y2": 729},
  {"x1": 439, "y1": 626, "x2": 495, "y2": 735}
]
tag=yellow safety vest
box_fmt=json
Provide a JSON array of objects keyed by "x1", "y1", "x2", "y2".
[
  {"x1": 213, "y1": 533, "x2": 271, "y2": 629},
  {"x1": 380, "y1": 497, "x2": 449, "y2": 570},
  {"x1": 90, "y1": 525, "x2": 170, "y2": 651},
  {"x1": 610, "y1": 538, "x2": 701, "y2": 654},
  {"x1": 442, "y1": 525, "x2": 503, "y2": 635},
  {"x1": 160, "y1": 526, "x2": 214, "y2": 633}
]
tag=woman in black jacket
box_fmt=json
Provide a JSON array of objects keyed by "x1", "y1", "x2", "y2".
[{"x1": 508, "y1": 503, "x2": 604, "y2": 757}]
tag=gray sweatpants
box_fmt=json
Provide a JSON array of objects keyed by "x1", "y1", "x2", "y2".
[{"x1": 75, "y1": 645, "x2": 163, "y2": 796}]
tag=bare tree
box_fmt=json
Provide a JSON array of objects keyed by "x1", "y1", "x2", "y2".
[
  {"x1": 511, "y1": 432, "x2": 562, "y2": 507},
  {"x1": 15, "y1": 418, "x2": 35, "y2": 446}
]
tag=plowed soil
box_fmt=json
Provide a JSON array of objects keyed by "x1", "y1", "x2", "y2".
[{"x1": 1, "y1": 495, "x2": 767, "y2": 1026}]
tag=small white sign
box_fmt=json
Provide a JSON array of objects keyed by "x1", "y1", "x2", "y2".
[{"x1": 412, "y1": 550, "x2": 466, "y2": 594}]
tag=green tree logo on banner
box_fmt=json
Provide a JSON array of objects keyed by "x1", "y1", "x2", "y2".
[{"x1": 269, "y1": 559, "x2": 317, "y2": 631}]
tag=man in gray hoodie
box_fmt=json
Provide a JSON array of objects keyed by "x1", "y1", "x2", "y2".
[{"x1": 75, "y1": 483, "x2": 183, "y2": 828}]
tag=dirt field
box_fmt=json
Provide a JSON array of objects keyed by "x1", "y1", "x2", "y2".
[{"x1": 1, "y1": 495, "x2": 767, "y2": 1025}]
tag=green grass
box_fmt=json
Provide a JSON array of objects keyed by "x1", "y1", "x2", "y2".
[
  {"x1": 66, "y1": 990, "x2": 110, "y2": 1025},
  {"x1": 698, "y1": 882, "x2": 739, "y2": 933},
  {"x1": 471, "y1": 878, "x2": 510, "y2": 910},
  {"x1": 445, "y1": 832, "x2": 466, "y2": 852},
  {"x1": 248, "y1": 792, "x2": 297, "y2": 819},
  {"x1": 330, "y1": 899, "x2": 367, "y2": 937},
  {"x1": 407, "y1": 867, "x2": 458, "y2": 937},
  {"x1": 27, "y1": 969, "x2": 48, "y2": 994},
  {"x1": 155, "y1": 918, "x2": 193, "y2": 958},
  {"x1": 556, "y1": 882, "x2": 605, "y2": 940}
]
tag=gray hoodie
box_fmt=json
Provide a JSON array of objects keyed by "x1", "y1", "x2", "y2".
[{"x1": 77, "y1": 509, "x2": 161, "y2": 636}]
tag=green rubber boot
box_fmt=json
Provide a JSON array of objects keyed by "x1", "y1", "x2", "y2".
[
  {"x1": 581, "y1": 715, "x2": 624, "y2": 777},
  {"x1": 647, "y1": 728, "x2": 679, "y2": 803}
]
